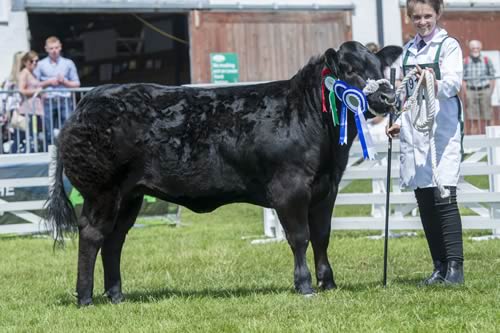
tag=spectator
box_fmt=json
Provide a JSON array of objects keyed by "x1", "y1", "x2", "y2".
[
  {"x1": 2, "y1": 51, "x2": 23, "y2": 89},
  {"x1": 18, "y1": 51, "x2": 52, "y2": 151},
  {"x1": 1, "y1": 51, "x2": 24, "y2": 153},
  {"x1": 463, "y1": 39, "x2": 496, "y2": 134},
  {"x1": 34, "y1": 36, "x2": 80, "y2": 147}
]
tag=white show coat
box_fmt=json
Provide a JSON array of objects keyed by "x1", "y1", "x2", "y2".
[{"x1": 397, "y1": 28, "x2": 464, "y2": 190}]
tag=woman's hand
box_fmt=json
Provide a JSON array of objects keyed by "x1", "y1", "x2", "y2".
[
  {"x1": 415, "y1": 65, "x2": 438, "y2": 91},
  {"x1": 386, "y1": 123, "x2": 401, "y2": 139}
]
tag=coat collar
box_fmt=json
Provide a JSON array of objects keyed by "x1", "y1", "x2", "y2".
[{"x1": 405, "y1": 28, "x2": 449, "y2": 56}]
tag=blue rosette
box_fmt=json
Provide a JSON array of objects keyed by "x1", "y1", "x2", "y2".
[{"x1": 341, "y1": 87, "x2": 377, "y2": 160}]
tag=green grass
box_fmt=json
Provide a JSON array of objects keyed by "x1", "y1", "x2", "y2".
[
  {"x1": 0, "y1": 204, "x2": 499, "y2": 332},
  {"x1": 464, "y1": 175, "x2": 490, "y2": 190}
]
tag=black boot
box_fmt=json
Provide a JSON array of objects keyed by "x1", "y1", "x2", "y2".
[
  {"x1": 422, "y1": 260, "x2": 446, "y2": 286},
  {"x1": 444, "y1": 261, "x2": 464, "y2": 285}
]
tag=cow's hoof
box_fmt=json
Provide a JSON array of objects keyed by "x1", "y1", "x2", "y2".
[
  {"x1": 77, "y1": 297, "x2": 93, "y2": 307},
  {"x1": 110, "y1": 294, "x2": 124, "y2": 304},
  {"x1": 105, "y1": 290, "x2": 125, "y2": 304},
  {"x1": 296, "y1": 285, "x2": 315, "y2": 296},
  {"x1": 318, "y1": 280, "x2": 337, "y2": 290}
]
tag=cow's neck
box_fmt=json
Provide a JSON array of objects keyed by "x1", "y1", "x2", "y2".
[{"x1": 289, "y1": 57, "x2": 360, "y2": 184}]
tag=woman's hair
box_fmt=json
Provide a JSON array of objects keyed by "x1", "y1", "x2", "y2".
[
  {"x1": 406, "y1": 0, "x2": 444, "y2": 17},
  {"x1": 7, "y1": 51, "x2": 24, "y2": 84},
  {"x1": 20, "y1": 51, "x2": 39, "y2": 71}
]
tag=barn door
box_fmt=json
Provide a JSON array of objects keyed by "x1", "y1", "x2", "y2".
[{"x1": 189, "y1": 11, "x2": 352, "y2": 83}]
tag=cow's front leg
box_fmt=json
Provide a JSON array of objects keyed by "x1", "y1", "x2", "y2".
[{"x1": 275, "y1": 188, "x2": 313, "y2": 295}]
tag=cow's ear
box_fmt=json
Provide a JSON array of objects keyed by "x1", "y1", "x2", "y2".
[
  {"x1": 324, "y1": 48, "x2": 340, "y2": 76},
  {"x1": 376, "y1": 45, "x2": 403, "y2": 67}
]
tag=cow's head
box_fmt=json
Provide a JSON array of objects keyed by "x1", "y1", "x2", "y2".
[{"x1": 324, "y1": 41, "x2": 402, "y2": 116}]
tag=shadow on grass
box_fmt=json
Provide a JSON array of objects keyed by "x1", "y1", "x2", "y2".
[
  {"x1": 57, "y1": 286, "x2": 293, "y2": 306},
  {"x1": 125, "y1": 286, "x2": 293, "y2": 303},
  {"x1": 335, "y1": 277, "x2": 451, "y2": 291},
  {"x1": 58, "y1": 278, "x2": 464, "y2": 306},
  {"x1": 335, "y1": 280, "x2": 384, "y2": 291},
  {"x1": 390, "y1": 277, "x2": 424, "y2": 286}
]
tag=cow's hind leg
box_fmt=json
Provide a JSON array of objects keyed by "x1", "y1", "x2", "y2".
[
  {"x1": 101, "y1": 195, "x2": 143, "y2": 304},
  {"x1": 309, "y1": 192, "x2": 336, "y2": 290},
  {"x1": 275, "y1": 189, "x2": 313, "y2": 295},
  {"x1": 76, "y1": 192, "x2": 119, "y2": 306}
]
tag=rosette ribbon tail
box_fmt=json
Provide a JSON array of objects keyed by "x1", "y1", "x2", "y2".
[
  {"x1": 355, "y1": 107, "x2": 377, "y2": 160},
  {"x1": 339, "y1": 103, "x2": 348, "y2": 145}
]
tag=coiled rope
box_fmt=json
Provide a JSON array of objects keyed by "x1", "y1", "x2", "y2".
[{"x1": 394, "y1": 68, "x2": 449, "y2": 198}]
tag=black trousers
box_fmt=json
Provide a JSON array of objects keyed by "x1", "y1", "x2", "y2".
[{"x1": 414, "y1": 186, "x2": 464, "y2": 263}]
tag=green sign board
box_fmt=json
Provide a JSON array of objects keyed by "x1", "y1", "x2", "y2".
[{"x1": 210, "y1": 53, "x2": 239, "y2": 83}]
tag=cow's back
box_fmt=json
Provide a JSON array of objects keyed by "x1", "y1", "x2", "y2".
[{"x1": 58, "y1": 81, "x2": 324, "y2": 210}]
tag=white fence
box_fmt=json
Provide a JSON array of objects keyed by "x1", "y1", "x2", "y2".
[
  {"x1": 0, "y1": 152, "x2": 51, "y2": 235},
  {"x1": 0, "y1": 146, "x2": 181, "y2": 235},
  {"x1": 261, "y1": 127, "x2": 500, "y2": 242}
]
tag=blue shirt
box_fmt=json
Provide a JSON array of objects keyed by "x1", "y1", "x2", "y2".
[{"x1": 34, "y1": 55, "x2": 80, "y2": 97}]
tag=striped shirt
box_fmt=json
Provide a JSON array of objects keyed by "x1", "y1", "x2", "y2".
[{"x1": 463, "y1": 55, "x2": 495, "y2": 89}]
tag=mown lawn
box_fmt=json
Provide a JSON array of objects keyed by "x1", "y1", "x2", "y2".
[{"x1": 0, "y1": 203, "x2": 499, "y2": 332}]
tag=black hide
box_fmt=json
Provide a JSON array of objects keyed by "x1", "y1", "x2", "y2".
[{"x1": 47, "y1": 41, "x2": 402, "y2": 306}]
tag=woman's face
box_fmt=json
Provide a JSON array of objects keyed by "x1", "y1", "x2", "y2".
[
  {"x1": 25, "y1": 57, "x2": 38, "y2": 72},
  {"x1": 409, "y1": 2, "x2": 440, "y2": 37}
]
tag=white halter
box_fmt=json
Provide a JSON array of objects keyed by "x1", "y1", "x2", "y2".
[
  {"x1": 363, "y1": 79, "x2": 392, "y2": 95},
  {"x1": 363, "y1": 79, "x2": 393, "y2": 116}
]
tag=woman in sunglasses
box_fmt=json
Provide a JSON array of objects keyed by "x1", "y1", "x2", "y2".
[{"x1": 17, "y1": 51, "x2": 51, "y2": 151}]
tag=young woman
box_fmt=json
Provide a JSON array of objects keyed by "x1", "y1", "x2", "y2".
[
  {"x1": 18, "y1": 51, "x2": 50, "y2": 111},
  {"x1": 387, "y1": 0, "x2": 464, "y2": 285},
  {"x1": 17, "y1": 51, "x2": 50, "y2": 152}
]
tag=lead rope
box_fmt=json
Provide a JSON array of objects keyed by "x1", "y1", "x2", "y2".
[{"x1": 394, "y1": 68, "x2": 449, "y2": 198}]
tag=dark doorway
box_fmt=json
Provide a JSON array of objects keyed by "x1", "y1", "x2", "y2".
[{"x1": 27, "y1": 13, "x2": 191, "y2": 87}]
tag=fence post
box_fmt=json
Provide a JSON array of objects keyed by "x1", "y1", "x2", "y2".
[
  {"x1": 48, "y1": 144, "x2": 57, "y2": 239},
  {"x1": 251, "y1": 208, "x2": 285, "y2": 244},
  {"x1": 486, "y1": 126, "x2": 500, "y2": 238},
  {"x1": 371, "y1": 155, "x2": 386, "y2": 219}
]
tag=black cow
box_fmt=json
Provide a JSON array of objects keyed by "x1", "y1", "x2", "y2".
[{"x1": 47, "y1": 41, "x2": 402, "y2": 306}]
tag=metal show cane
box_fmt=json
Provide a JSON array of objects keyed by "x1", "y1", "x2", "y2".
[{"x1": 383, "y1": 68, "x2": 396, "y2": 287}]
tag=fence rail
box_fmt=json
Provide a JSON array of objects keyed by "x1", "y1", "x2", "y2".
[
  {"x1": 0, "y1": 146, "x2": 181, "y2": 235},
  {"x1": 261, "y1": 127, "x2": 500, "y2": 242}
]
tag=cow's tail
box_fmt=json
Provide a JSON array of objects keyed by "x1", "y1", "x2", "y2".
[{"x1": 45, "y1": 144, "x2": 78, "y2": 248}]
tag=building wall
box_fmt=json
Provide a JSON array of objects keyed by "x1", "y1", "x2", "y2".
[
  {"x1": 0, "y1": 10, "x2": 30, "y2": 84},
  {"x1": 189, "y1": 11, "x2": 351, "y2": 83}
]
